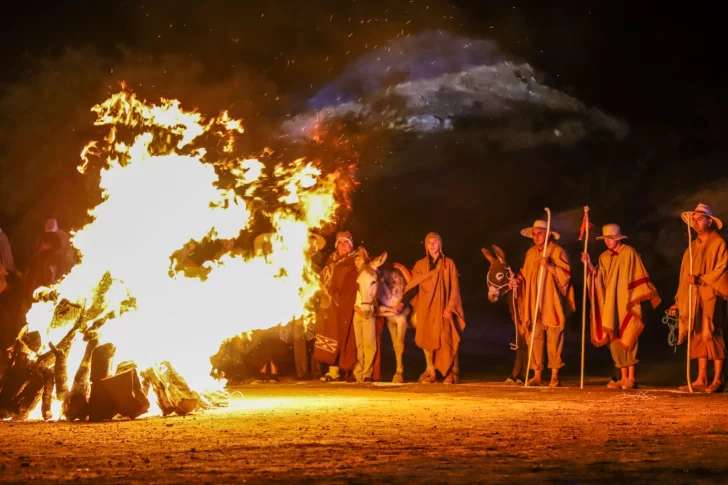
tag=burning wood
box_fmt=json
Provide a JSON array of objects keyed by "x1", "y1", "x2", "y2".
[{"x1": 62, "y1": 337, "x2": 98, "y2": 421}]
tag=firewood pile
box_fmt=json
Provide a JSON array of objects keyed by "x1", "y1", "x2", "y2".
[{"x1": 0, "y1": 299, "x2": 228, "y2": 421}]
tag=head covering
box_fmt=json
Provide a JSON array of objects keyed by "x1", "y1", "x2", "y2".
[
  {"x1": 424, "y1": 232, "x2": 443, "y2": 253},
  {"x1": 335, "y1": 231, "x2": 354, "y2": 248},
  {"x1": 596, "y1": 223, "x2": 628, "y2": 241},
  {"x1": 520, "y1": 220, "x2": 561, "y2": 240},
  {"x1": 681, "y1": 203, "x2": 723, "y2": 230},
  {"x1": 308, "y1": 233, "x2": 326, "y2": 251},
  {"x1": 45, "y1": 218, "x2": 59, "y2": 233}
]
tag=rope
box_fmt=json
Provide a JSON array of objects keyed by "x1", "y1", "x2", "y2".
[
  {"x1": 609, "y1": 390, "x2": 658, "y2": 401},
  {"x1": 662, "y1": 309, "x2": 679, "y2": 352}
]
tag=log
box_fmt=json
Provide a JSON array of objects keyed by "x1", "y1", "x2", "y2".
[
  {"x1": 0, "y1": 340, "x2": 34, "y2": 418},
  {"x1": 20, "y1": 331, "x2": 42, "y2": 354},
  {"x1": 62, "y1": 337, "x2": 99, "y2": 421},
  {"x1": 88, "y1": 368, "x2": 150, "y2": 421},
  {"x1": 159, "y1": 361, "x2": 199, "y2": 415},
  {"x1": 15, "y1": 368, "x2": 44, "y2": 420},
  {"x1": 48, "y1": 342, "x2": 68, "y2": 401},
  {"x1": 41, "y1": 367, "x2": 55, "y2": 420},
  {"x1": 90, "y1": 343, "x2": 116, "y2": 384},
  {"x1": 140, "y1": 368, "x2": 175, "y2": 416}
]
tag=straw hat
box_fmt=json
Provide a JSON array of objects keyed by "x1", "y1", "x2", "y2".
[
  {"x1": 596, "y1": 223, "x2": 628, "y2": 241},
  {"x1": 309, "y1": 233, "x2": 326, "y2": 251},
  {"x1": 681, "y1": 203, "x2": 723, "y2": 230},
  {"x1": 520, "y1": 220, "x2": 561, "y2": 240}
]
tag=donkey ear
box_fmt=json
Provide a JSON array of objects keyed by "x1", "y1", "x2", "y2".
[
  {"x1": 492, "y1": 245, "x2": 506, "y2": 263},
  {"x1": 481, "y1": 248, "x2": 497, "y2": 264},
  {"x1": 370, "y1": 251, "x2": 388, "y2": 269}
]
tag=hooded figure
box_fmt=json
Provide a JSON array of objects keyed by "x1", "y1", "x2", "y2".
[{"x1": 410, "y1": 232, "x2": 465, "y2": 383}]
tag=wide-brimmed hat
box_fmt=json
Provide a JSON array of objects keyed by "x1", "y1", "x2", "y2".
[
  {"x1": 681, "y1": 203, "x2": 723, "y2": 230},
  {"x1": 596, "y1": 223, "x2": 628, "y2": 241},
  {"x1": 309, "y1": 233, "x2": 326, "y2": 251},
  {"x1": 520, "y1": 220, "x2": 561, "y2": 240},
  {"x1": 335, "y1": 231, "x2": 354, "y2": 248}
]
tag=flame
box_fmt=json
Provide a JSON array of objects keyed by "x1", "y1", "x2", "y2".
[{"x1": 24, "y1": 87, "x2": 353, "y2": 419}]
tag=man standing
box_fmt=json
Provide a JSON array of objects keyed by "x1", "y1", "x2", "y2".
[
  {"x1": 411, "y1": 232, "x2": 465, "y2": 384},
  {"x1": 511, "y1": 220, "x2": 575, "y2": 387},
  {"x1": 583, "y1": 224, "x2": 661, "y2": 389},
  {"x1": 670, "y1": 204, "x2": 728, "y2": 393},
  {"x1": 314, "y1": 231, "x2": 358, "y2": 382}
]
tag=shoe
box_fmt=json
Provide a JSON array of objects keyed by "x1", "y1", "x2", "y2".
[
  {"x1": 549, "y1": 378, "x2": 560, "y2": 388},
  {"x1": 443, "y1": 374, "x2": 455, "y2": 385},
  {"x1": 320, "y1": 374, "x2": 338, "y2": 382},
  {"x1": 345, "y1": 373, "x2": 357, "y2": 383},
  {"x1": 607, "y1": 380, "x2": 622, "y2": 389},
  {"x1": 515, "y1": 378, "x2": 524, "y2": 386},
  {"x1": 705, "y1": 381, "x2": 723, "y2": 393},
  {"x1": 363, "y1": 377, "x2": 373, "y2": 383},
  {"x1": 504, "y1": 376, "x2": 516, "y2": 385},
  {"x1": 418, "y1": 370, "x2": 431, "y2": 383},
  {"x1": 621, "y1": 379, "x2": 635, "y2": 390},
  {"x1": 267, "y1": 374, "x2": 279, "y2": 383}
]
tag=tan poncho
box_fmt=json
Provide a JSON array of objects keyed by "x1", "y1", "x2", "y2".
[
  {"x1": 411, "y1": 256, "x2": 465, "y2": 375},
  {"x1": 588, "y1": 244, "x2": 660, "y2": 349},
  {"x1": 518, "y1": 243, "x2": 575, "y2": 332},
  {"x1": 676, "y1": 231, "x2": 728, "y2": 342}
]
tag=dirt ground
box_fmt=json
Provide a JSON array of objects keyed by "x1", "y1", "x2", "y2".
[{"x1": 2, "y1": 378, "x2": 728, "y2": 484}]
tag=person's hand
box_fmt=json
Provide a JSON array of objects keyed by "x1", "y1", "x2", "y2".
[
  {"x1": 540, "y1": 257, "x2": 553, "y2": 271},
  {"x1": 508, "y1": 277, "x2": 520, "y2": 289},
  {"x1": 395, "y1": 303, "x2": 404, "y2": 313},
  {"x1": 354, "y1": 305, "x2": 362, "y2": 316},
  {"x1": 443, "y1": 308, "x2": 453, "y2": 320},
  {"x1": 691, "y1": 275, "x2": 702, "y2": 286},
  {"x1": 668, "y1": 304, "x2": 678, "y2": 317},
  {"x1": 581, "y1": 253, "x2": 594, "y2": 272}
]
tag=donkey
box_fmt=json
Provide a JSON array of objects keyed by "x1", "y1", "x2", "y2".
[
  {"x1": 481, "y1": 245, "x2": 528, "y2": 385},
  {"x1": 355, "y1": 249, "x2": 414, "y2": 383}
]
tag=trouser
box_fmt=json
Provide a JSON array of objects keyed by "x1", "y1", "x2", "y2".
[
  {"x1": 690, "y1": 329, "x2": 726, "y2": 360},
  {"x1": 353, "y1": 313, "x2": 377, "y2": 381},
  {"x1": 610, "y1": 340, "x2": 639, "y2": 368},
  {"x1": 292, "y1": 322, "x2": 308, "y2": 378},
  {"x1": 530, "y1": 323, "x2": 564, "y2": 371}
]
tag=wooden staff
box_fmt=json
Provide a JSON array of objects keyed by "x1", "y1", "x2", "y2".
[
  {"x1": 525, "y1": 208, "x2": 551, "y2": 387},
  {"x1": 580, "y1": 206, "x2": 590, "y2": 389},
  {"x1": 686, "y1": 218, "x2": 694, "y2": 393}
]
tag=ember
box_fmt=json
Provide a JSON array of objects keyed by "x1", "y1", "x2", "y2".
[{"x1": 0, "y1": 87, "x2": 352, "y2": 421}]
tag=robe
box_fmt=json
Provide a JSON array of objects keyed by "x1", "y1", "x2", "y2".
[
  {"x1": 411, "y1": 256, "x2": 465, "y2": 375},
  {"x1": 675, "y1": 231, "x2": 728, "y2": 343},
  {"x1": 313, "y1": 253, "x2": 357, "y2": 370},
  {"x1": 587, "y1": 244, "x2": 660, "y2": 349},
  {"x1": 518, "y1": 243, "x2": 575, "y2": 334}
]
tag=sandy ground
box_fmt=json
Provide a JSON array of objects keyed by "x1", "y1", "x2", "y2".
[{"x1": 1, "y1": 379, "x2": 728, "y2": 484}]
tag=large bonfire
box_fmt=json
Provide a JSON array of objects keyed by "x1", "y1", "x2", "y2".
[{"x1": 0, "y1": 87, "x2": 354, "y2": 421}]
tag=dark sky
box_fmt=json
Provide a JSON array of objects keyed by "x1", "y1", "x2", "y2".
[{"x1": 1, "y1": 1, "x2": 724, "y2": 126}]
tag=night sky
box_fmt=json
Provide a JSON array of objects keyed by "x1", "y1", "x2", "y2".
[{"x1": 1, "y1": 1, "x2": 726, "y2": 363}]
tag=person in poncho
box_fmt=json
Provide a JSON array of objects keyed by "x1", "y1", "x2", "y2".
[
  {"x1": 314, "y1": 231, "x2": 358, "y2": 382},
  {"x1": 583, "y1": 224, "x2": 660, "y2": 389},
  {"x1": 669, "y1": 204, "x2": 728, "y2": 393},
  {"x1": 411, "y1": 232, "x2": 465, "y2": 384},
  {"x1": 510, "y1": 220, "x2": 575, "y2": 387}
]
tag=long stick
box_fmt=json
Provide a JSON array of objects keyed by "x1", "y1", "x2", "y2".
[
  {"x1": 580, "y1": 206, "x2": 590, "y2": 389},
  {"x1": 686, "y1": 220, "x2": 694, "y2": 393},
  {"x1": 525, "y1": 207, "x2": 551, "y2": 387}
]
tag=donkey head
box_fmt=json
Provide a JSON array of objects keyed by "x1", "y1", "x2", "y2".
[
  {"x1": 356, "y1": 248, "x2": 388, "y2": 319},
  {"x1": 481, "y1": 245, "x2": 514, "y2": 303}
]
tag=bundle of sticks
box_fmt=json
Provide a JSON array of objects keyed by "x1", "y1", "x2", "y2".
[{"x1": 0, "y1": 298, "x2": 222, "y2": 421}]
